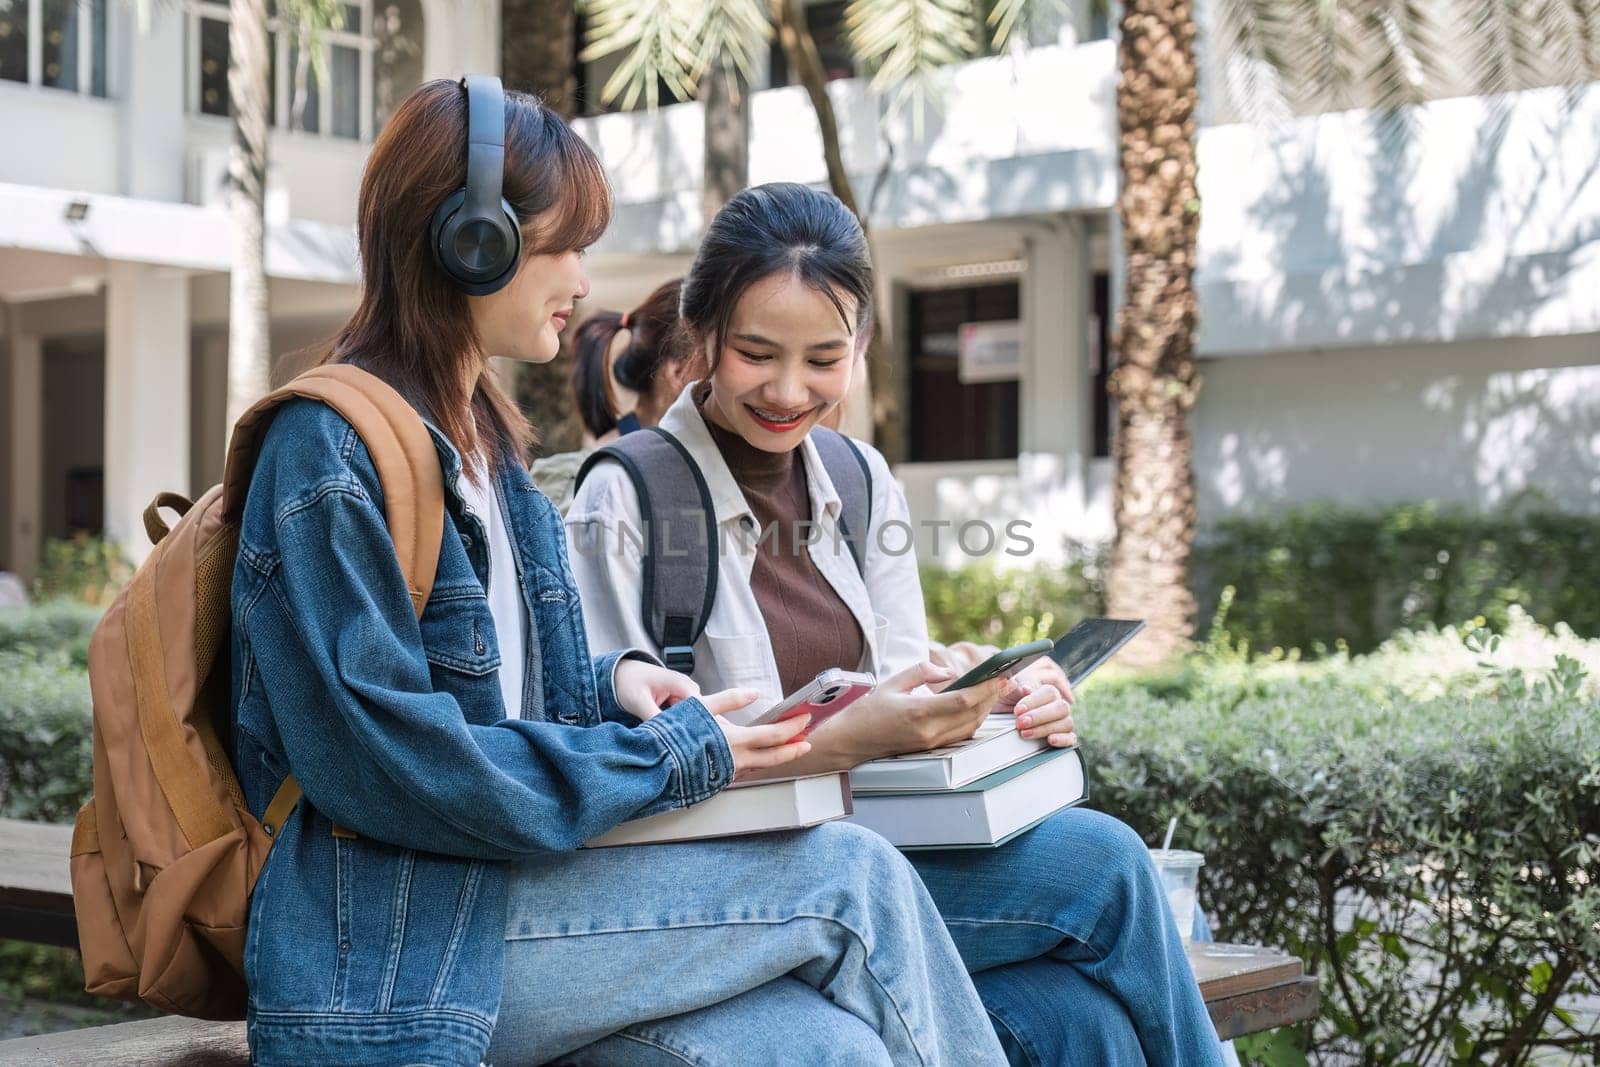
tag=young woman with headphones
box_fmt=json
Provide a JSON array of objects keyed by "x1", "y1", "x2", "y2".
[
  {"x1": 566, "y1": 182, "x2": 1228, "y2": 1066},
  {"x1": 232, "y1": 79, "x2": 1006, "y2": 1065}
]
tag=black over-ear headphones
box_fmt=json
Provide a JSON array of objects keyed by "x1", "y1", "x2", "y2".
[{"x1": 430, "y1": 74, "x2": 522, "y2": 295}]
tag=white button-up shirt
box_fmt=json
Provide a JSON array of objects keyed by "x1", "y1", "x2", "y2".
[{"x1": 566, "y1": 385, "x2": 930, "y2": 708}]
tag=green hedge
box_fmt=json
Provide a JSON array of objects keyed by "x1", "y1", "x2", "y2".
[
  {"x1": 0, "y1": 648, "x2": 93, "y2": 823},
  {"x1": 1085, "y1": 614, "x2": 1600, "y2": 1064},
  {"x1": 0, "y1": 600, "x2": 102, "y2": 668},
  {"x1": 1194, "y1": 503, "x2": 1600, "y2": 655},
  {"x1": 922, "y1": 546, "x2": 1105, "y2": 650}
]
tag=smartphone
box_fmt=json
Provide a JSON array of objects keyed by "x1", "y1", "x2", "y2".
[
  {"x1": 943, "y1": 638, "x2": 1055, "y2": 691},
  {"x1": 729, "y1": 669, "x2": 876, "y2": 733}
]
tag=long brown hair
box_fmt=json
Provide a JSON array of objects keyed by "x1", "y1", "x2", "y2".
[
  {"x1": 324, "y1": 79, "x2": 611, "y2": 469},
  {"x1": 571, "y1": 279, "x2": 689, "y2": 438}
]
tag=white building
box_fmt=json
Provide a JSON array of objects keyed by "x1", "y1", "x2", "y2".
[{"x1": 2, "y1": 1, "x2": 1596, "y2": 577}]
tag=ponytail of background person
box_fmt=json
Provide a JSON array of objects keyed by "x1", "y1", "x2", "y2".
[{"x1": 571, "y1": 278, "x2": 688, "y2": 439}]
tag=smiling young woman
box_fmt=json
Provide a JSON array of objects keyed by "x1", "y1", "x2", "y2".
[{"x1": 567, "y1": 181, "x2": 1228, "y2": 1067}]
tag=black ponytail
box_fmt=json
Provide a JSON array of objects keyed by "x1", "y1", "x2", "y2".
[
  {"x1": 573, "y1": 310, "x2": 626, "y2": 438},
  {"x1": 571, "y1": 278, "x2": 688, "y2": 439}
]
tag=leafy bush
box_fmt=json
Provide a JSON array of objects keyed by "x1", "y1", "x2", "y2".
[
  {"x1": 0, "y1": 649, "x2": 93, "y2": 823},
  {"x1": 32, "y1": 535, "x2": 132, "y2": 607},
  {"x1": 1195, "y1": 503, "x2": 1600, "y2": 655},
  {"x1": 0, "y1": 600, "x2": 102, "y2": 667},
  {"x1": 921, "y1": 545, "x2": 1106, "y2": 649},
  {"x1": 1086, "y1": 615, "x2": 1600, "y2": 1065}
]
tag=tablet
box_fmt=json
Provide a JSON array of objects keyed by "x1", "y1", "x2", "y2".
[{"x1": 1049, "y1": 618, "x2": 1147, "y2": 685}]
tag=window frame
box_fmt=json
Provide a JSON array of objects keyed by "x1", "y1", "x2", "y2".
[
  {"x1": 186, "y1": 0, "x2": 375, "y2": 142},
  {"x1": 2, "y1": 0, "x2": 111, "y2": 98}
]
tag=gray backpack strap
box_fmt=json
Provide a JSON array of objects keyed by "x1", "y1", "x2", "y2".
[
  {"x1": 811, "y1": 428, "x2": 872, "y2": 577},
  {"x1": 575, "y1": 428, "x2": 717, "y2": 675}
]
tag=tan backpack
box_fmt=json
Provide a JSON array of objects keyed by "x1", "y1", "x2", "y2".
[{"x1": 69, "y1": 364, "x2": 444, "y2": 1020}]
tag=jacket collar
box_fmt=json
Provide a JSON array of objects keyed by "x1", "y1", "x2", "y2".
[{"x1": 659, "y1": 384, "x2": 843, "y2": 530}]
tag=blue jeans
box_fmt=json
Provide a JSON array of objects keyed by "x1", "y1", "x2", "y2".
[
  {"x1": 909, "y1": 808, "x2": 1227, "y2": 1067},
  {"x1": 488, "y1": 821, "x2": 1006, "y2": 1066}
]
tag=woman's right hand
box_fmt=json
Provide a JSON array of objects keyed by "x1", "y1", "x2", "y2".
[
  {"x1": 813, "y1": 661, "x2": 1012, "y2": 765},
  {"x1": 701, "y1": 688, "x2": 814, "y2": 780}
]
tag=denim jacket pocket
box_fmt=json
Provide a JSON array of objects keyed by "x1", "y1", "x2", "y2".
[{"x1": 420, "y1": 587, "x2": 502, "y2": 677}]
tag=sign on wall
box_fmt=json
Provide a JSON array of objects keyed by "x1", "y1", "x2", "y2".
[{"x1": 958, "y1": 320, "x2": 1023, "y2": 383}]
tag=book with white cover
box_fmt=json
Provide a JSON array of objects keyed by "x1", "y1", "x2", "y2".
[
  {"x1": 848, "y1": 748, "x2": 1087, "y2": 849},
  {"x1": 585, "y1": 772, "x2": 852, "y2": 847},
  {"x1": 849, "y1": 714, "x2": 1045, "y2": 792}
]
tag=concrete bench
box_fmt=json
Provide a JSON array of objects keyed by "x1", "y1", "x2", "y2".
[{"x1": 0, "y1": 817, "x2": 1318, "y2": 1061}]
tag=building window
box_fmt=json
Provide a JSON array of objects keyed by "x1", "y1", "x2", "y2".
[
  {"x1": 189, "y1": 0, "x2": 376, "y2": 141},
  {"x1": 908, "y1": 282, "x2": 1021, "y2": 463},
  {"x1": 0, "y1": 0, "x2": 109, "y2": 96}
]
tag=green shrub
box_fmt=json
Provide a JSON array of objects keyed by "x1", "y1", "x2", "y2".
[
  {"x1": 0, "y1": 600, "x2": 102, "y2": 667},
  {"x1": 1085, "y1": 617, "x2": 1600, "y2": 1064},
  {"x1": 921, "y1": 546, "x2": 1106, "y2": 649},
  {"x1": 0, "y1": 650, "x2": 93, "y2": 823},
  {"x1": 32, "y1": 535, "x2": 132, "y2": 608},
  {"x1": 1195, "y1": 503, "x2": 1600, "y2": 655}
]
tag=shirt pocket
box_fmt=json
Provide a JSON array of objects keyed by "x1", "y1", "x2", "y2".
[
  {"x1": 419, "y1": 586, "x2": 502, "y2": 678},
  {"x1": 703, "y1": 629, "x2": 774, "y2": 691}
]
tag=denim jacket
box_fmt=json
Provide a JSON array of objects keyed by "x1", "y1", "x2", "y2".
[{"x1": 230, "y1": 397, "x2": 736, "y2": 1065}]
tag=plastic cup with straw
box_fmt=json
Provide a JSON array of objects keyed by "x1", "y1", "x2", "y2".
[{"x1": 1149, "y1": 816, "x2": 1204, "y2": 945}]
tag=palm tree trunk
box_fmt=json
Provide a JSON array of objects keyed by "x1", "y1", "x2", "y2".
[
  {"x1": 1106, "y1": 0, "x2": 1202, "y2": 666},
  {"x1": 773, "y1": 0, "x2": 899, "y2": 459},
  {"x1": 224, "y1": 0, "x2": 273, "y2": 436},
  {"x1": 702, "y1": 62, "x2": 749, "y2": 224},
  {"x1": 503, "y1": 0, "x2": 581, "y2": 456}
]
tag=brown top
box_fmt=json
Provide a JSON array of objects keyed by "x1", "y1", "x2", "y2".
[{"x1": 700, "y1": 401, "x2": 865, "y2": 697}]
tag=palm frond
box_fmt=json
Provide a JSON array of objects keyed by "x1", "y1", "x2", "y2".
[
  {"x1": 986, "y1": 0, "x2": 1068, "y2": 49},
  {"x1": 1212, "y1": 0, "x2": 1299, "y2": 122},
  {"x1": 845, "y1": 0, "x2": 977, "y2": 126},
  {"x1": 688, "y1": 0, "x2": 771, "y2": 82},
  {"x1": 580, "y1": 0, "x2": 701, "y2": 109}
]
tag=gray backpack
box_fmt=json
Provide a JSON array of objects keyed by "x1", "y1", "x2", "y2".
[{"x1": 575, "y1": 427, "x2": 872, "y2": 674}]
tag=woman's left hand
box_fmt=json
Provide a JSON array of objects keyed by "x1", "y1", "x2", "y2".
[
  {"x1": 999, "y1": 658, "x2": 1077, "y2": 747},
  {"x1": 612, "y1": 658, "x2": 704, "y2": 722}
]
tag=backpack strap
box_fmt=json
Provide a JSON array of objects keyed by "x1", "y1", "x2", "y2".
[
  {"x1": 222, "y1": 364, "x2": 445, "y2": 618},
  {"x1": 575, "y1": 428, "x2": 717, "y2": 675},
  {"x1": 811, "y1": 428, "x2": 873, "y2": 577},
  {"x1": 221, "y1": 364, "x2": 446, "y2": 838}
]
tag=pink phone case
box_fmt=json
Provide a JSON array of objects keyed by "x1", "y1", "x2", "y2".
[{"x1": 748, "y1": 670, "x2": 875, "y2": 735}]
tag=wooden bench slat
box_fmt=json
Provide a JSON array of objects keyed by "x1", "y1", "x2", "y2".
[
  {"x1": 1207, "y1": 975, "x2": 1321, "y2": 1042},
  {"x1": 0, "y1": 818, "x2": 74, "y2": 908},
  {"x1": 0, "y1": 1016, "x2": 248, "y2": 1067}
]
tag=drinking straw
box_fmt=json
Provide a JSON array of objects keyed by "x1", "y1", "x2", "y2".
[{"x1": 1160, "y1": 816, "x2": 1177, "y2": 853}]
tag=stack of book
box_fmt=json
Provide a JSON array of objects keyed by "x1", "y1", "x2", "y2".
[
  {"x1": 585, "y1": 772, "x2": 852, "y2": 847},
  {"x1": 846, "y1": 718, "x2": 1087, "y2": 849}
]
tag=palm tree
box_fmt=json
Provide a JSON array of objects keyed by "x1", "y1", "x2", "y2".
[
  {"x1": 220, "y1": 0, "x2": 343, "y2": 435},
  {"x1": 1104, "y1": 0, "x2": 1200, "y2": 665},
  {"x1": 579, "y1": 0, "x2": 1599, "y2": 663},
  {"x1": 223, "y1": 0, "x2": 272, "y2": 435}
]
